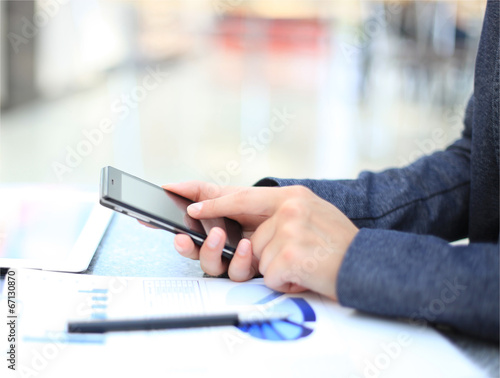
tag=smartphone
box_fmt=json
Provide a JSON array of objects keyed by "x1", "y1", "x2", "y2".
[{"x1": 99, "y1": 166, "x2": 242, "y2": 259}]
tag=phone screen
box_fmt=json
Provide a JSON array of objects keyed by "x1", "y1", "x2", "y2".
[
  {"x1": 120, "y1": 174, "x2": 196, "y2": 227},
  {"x1": 102, "y1": 167, "x2": 242, "y2": 255}
]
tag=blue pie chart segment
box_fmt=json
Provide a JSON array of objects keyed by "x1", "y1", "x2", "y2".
[{"x1": 226, "y1": 284, "x2": 316, "y2": 341}]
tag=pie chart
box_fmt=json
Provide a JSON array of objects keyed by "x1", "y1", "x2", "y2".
[{"x1": 226, "y1": 283, "x2": 316, "y2": 341}]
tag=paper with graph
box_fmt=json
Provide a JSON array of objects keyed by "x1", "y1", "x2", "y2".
[{"x1": 1, "y1": 269, "x2": 485, "y2": 378}]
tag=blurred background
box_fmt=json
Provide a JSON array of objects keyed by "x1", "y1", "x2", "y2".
[{"x1": 0, "y1": 0, "x2": 487, "y2": 188}]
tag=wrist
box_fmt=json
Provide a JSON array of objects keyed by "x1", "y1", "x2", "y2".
[{"x1": 331, "y1": 228, "x2": 359, "y2": 300}]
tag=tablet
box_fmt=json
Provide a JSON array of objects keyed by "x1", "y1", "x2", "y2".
[{"x1": 0, "y1": 185, "x2": 113, "y2": 272}]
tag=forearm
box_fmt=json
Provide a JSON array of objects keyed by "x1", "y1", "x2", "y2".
[
  {"x1": 336, "y1": 228, "x2": 499, "y2": 341},
  {"x1": 257, "y1": 140, "x2": 471, "y2": 241}
]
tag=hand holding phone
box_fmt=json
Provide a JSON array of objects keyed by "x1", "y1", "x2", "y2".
[
  {"x1": 99, "y1": 167, "x2": 243, "y2": 259},
  {"x1": 165, "y1": 182, "x2": 260, "y2": 282}
]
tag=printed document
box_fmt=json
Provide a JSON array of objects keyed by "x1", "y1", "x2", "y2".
[{"x1": 1, "y1": 269, "x2": 485, "y2": 378}]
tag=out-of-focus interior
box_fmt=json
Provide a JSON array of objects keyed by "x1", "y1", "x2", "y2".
[{"x1": 0, "y1": 0, "x2": 487, "y2": 187}]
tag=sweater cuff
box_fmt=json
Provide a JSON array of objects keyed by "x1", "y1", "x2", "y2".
[
  {"x1": 335, "y1": 228, "x2": 462, "y2": 319},
  {"x1": 336, "y1": 228, "x2": 451, "y2": 315}
]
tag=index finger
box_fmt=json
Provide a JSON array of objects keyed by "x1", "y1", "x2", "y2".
[
  {"x1": 187, "y1": 187, "x2": 283, "y2": 219},
  {"x1": 163, "y1": 181, "x2": 239, "y2": 202}
]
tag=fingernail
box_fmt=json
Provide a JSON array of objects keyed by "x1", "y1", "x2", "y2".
[
  {"x1": 237, "y1": 239, "x2": 250, "y2": 257},
  {"x1": 207, "y1": 229, "x2": 222, "y2": 249},
  {"x1": 187, "y1": 203, "x2": 202, "y2": 215},
  {"x1": 174, "y1": 239, "x2": 185, "y2": 254}
]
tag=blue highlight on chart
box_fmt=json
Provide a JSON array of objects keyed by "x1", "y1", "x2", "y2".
[
  {"x1": 226, "y1": 284, "x2": 316, "y2": 342},
  {"x1": 77, "y1": 289, "x2": 108, "y2": 294},
  {"x1": 78, "y1": 288, "x2": 109, "y2": 321}
]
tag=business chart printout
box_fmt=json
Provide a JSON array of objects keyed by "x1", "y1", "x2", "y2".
[{"x1": 1, "y1": 269, "x2": 485, "y2": 378}]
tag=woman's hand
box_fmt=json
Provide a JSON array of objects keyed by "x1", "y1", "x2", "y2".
[
  {"x1": 164, "y1": 182, "x2": 264, "y2": 282},
  {"x1": 167, "y1": 182, "x2": 358, "y2": 300}
]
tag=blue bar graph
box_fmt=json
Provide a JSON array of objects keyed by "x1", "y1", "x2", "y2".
[
  {"x1": 24, "y1": 334, "x2": 105, "y2": 345},
  {"x1": 91, "y1": 296, "x2": 108, "y2": 301},
  {"x1": 78, "y1": 289, "x2": 108, "y2": 294}
]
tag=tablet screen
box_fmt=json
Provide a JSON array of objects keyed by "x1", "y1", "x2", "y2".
[
  {"x1": 0, "y1": 196, "x2": 92, "y2": 260},
  {"x1": 0, "y1": 185, "x2": 112, "y2": 271}
]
